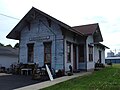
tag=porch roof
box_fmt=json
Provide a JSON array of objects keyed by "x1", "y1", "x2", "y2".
[
  {"x1": 6, "y1": 7, "x2": 84, "y2": 40},
  {"x1": 94, "y1": 43, "x2": 110, "y2": 49}
]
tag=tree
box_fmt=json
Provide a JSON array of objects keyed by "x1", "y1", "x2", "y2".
[
  {"x1": 0, "y1": 43, "x2": 4, "y2": 46},
  {"x1": 6, "y1": 44, "x2": 12, "y2": 48},
  {"x1": 14, "y1": 43, "x2": 19, "y2": 48}
]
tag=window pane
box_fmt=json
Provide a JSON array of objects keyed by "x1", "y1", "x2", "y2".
[
  {"x1": 45, "y1": 54, "x2": 51, "y2": 63},
  {"x1": 88, "y1": 45, "x2": 93, "y2": 61}
]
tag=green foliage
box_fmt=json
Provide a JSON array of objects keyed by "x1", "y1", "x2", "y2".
[
  {"x1": 14, "y1": 43, "x2": 19, "y2": 48},
  {"x1": 0, "y1": 43, "x2": 4, "y2": 46},
  {"x1": 42, "y1": 65, "x2": 120, "y2": 90},
  {"x1": 5, "y1": 44, "x2": 12, "y2": 47}
]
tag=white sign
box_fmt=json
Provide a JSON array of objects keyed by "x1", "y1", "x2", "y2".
[
  {"x1": 29, "y1": 36, "x2": 50, "y2": 41},
  {"x1": 45, "y1": 64, "x2": 53, "y2": 81}
]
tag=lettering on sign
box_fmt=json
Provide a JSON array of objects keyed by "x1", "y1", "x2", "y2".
[{"x1": 29, "y1": 36, "x2": 50, "y2": 41}]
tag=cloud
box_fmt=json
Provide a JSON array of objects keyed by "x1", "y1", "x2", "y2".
[
  {"x1": 80, "y1": 16, "x2": 120, "y2": 51},
  {"x1": 0, "y1": 0, "x2": 120, "y2": 50}
]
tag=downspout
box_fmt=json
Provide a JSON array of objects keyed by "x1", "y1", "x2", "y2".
[
  {"x1": 18, "y1": 33, "x2": 21, "y2": 64},
  {"x1": 54, "y1": 35, "x2": 57, "y2": 70},
  {"x1": 18, "y1": 40, "x2": 20, "y2": 63}
]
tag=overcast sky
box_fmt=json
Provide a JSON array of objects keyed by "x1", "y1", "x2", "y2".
[{"x1": 0, "y1": 0, "x2": 120, "y2": 54}]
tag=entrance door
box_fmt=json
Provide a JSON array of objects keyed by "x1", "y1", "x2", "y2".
[
  {"x1": 73, "y1": 45, "x2": 77, "y2": 71},
  {"x1": 44, "y1": 42, "x2": 52, "y2": 68},
  {"x1": 99, "y1": 50, "x2": 101, "y2": 63}
]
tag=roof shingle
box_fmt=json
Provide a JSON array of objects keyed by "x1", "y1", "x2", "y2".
[{"x1": 72, "y1": 23, "x2": 98, "y2": 35}]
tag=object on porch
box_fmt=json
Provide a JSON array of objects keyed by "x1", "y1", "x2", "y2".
[
  {"x1": 0, "y1": 64, "x2": 5, "y2": 73},
  {"x1": 19, "y1": 63, "x2": 36, "y2": 75},
  {"x1": 107, "y1": 60, "x2": 112, "y2": 66},
  {"x1": 32, "y1": 66, "x2": 49, "y2": 80},
  {"x1": 56, "y1": 69, "x2": 65, "y2": 77},
  {"x1": 51, "y1": 68, "x2": 56, "y2": 78},
  {"x1": 0, "y1": 66, "x2": 6, "y2": 73},
  {"x1": 10, "y1": 63, "x2": 21, "y2": 74},
  {"x1": 21, "y1": 68, "x2": 32, "y2": 75},
  {"x1": 95, "y1": 62, "x2": 105, "y2": 71},
  {"x1": 67, "y1": 65, "x2": 73, "y2": 76},
  {"x1": 46, "y1": 64, "x2": 53, "y2": 81},
  {"x1": 95, "y1": 59, "x2": 105, "y2": 68},
  {"x1": 69, "y1": 65, "x2": 73, "y2": 73}
]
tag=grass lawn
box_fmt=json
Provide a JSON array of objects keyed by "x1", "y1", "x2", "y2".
[{"x1": 41, "y1": 64, "x2": 120, "y2": 90}]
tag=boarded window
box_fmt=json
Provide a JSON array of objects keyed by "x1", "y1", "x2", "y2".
[
  {"x1": 27, "y1": 43, "x2": 34, "y2": 63},
  {"x1": 44, "y1": 42, "x2": 52, "y2": 65},
  {"x1": 88, "y1": 45, "x2": 93, "y2": 61}
]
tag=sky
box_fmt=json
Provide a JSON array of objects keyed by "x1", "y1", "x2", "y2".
[{"x1": 0, "y1": 0, "x2": 120, "y2": 54}]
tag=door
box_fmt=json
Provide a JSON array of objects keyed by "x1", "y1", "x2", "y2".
[
  {"x1": 44, "y1": 42, "x2": 52, "y2": 68},
  {"x1": 78, "y1": 44, "x2": 84, "y2": 63},
  {"x1": 73, "y1": 45, "x2": 77, "y2": 71}
]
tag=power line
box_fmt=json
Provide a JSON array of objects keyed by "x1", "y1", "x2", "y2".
[{"x1": 0, "y1": 13, "x2": 20, "y2": 20}]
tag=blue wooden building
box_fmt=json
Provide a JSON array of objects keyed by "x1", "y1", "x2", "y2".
[{"x1": 7, "y1": 7, "x2": 108, "y2": 72}]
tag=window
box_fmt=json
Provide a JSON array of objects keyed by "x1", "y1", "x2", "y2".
[
  {"x1": 88, "y1": 45, "x2": 93, "y2": 61},
  {"x1": 27, "y1": 43, "x2": 34, "y2": 63},
  {"x1": 44, "y1": 42, "x2": 52, "y2": 65},
  {"x1": 99, "y1": 50, "x2": 102, "y2": 63},
  {"x1": 67, "y1": 42, "x2": 71, "y2": 63},
  {"x1": 78, "y1": 44, "x2": 84, "y2": 62}
]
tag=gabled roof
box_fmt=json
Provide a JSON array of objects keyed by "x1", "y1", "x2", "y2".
[
  {"x1": 6, "y1": 7, "x2": 83, "y2": 40},
  {"x1": 72, "y1": 23, "x2": 98, "y2": 35},
  {"x1": 72, "y1": 23, "x2": 103, "y2": 42},
  {"x1": 0, "y1": 46, "x2": 18, "y2": 57}
]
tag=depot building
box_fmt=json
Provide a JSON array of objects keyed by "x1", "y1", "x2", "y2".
[{"x1": 7, "y1": 7, "x2": 109, "y2": 72}]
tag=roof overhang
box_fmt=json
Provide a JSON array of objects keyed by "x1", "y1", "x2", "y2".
[{"x1": 94, "y1": 42, "x2": 110, "y2": 49}]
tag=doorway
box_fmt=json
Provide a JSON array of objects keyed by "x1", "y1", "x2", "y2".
[{"x1": 73, "y1": 45, "x2": 77, "y2": 71}]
